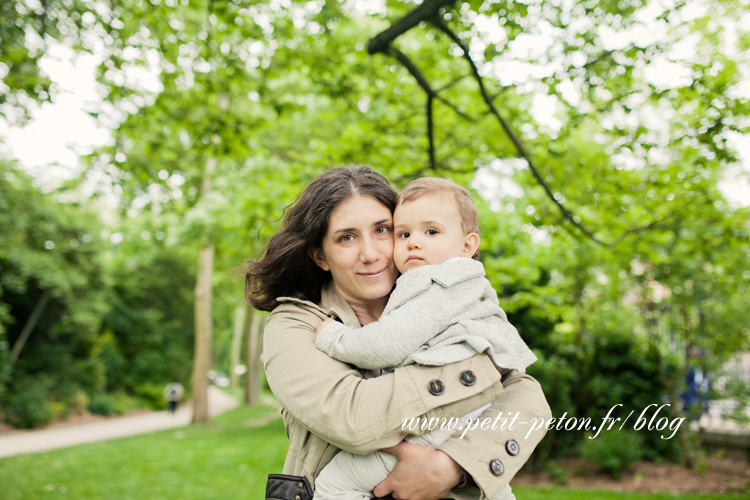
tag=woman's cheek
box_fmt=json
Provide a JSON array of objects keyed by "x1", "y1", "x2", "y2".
[{"x1": 393, "y1": 241, "x2": 406, "y2": 263}]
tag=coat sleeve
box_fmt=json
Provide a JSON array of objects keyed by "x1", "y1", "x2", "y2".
[
  {"x1": 438, "y1": 370, "x2": 552, "y2": 500},
  {"x1": 263, "y1": 302, "x2": 506, "y2": 455}
]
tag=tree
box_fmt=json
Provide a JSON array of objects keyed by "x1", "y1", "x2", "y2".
[
  {"x1": 0, "y1": 160, "x2": 109, "y2": 423},
  {"x1": 3, "y1": 0, "x2": 747, "y2": 451}
]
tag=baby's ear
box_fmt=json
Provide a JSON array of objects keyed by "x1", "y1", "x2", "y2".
[
  {"x1": 308, "y1": 247, "x2": 330, "y2": 271},
  {"x1": 462, "y1": 233, "x2": 480, "y2": 258}
]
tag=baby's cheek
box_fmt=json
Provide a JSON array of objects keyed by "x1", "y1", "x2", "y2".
[{"x1": 394, "y1": 240, "x2": 409, "y2": 255}]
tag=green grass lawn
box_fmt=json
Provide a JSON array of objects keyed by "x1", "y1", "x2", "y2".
[
  {"x1": 0, "y1": 404, "x2": 744, "y2": 500},
  {"x1": 0, "y1": 404, "x2": 288, "y2": 500}
]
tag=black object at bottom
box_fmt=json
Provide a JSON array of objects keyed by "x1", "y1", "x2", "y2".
[
  {"x1": 264, "y1": 473, "x2": 396, "y2": 500},
  {"x1": 265, "y1": 474, "x2": 313, "y2": 500}
]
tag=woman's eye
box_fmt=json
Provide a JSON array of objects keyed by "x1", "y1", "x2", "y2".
[
  {"x1": 426, "y1": 229, "x2": 438, "y2": 236},
  {"x1": 375, "y1": 225, "x2": 390, "y2": 235},
  {"x1": 339, "y1": 234, "x2": 354, "y2": 242}
]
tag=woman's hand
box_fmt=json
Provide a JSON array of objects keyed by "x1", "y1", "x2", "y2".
[
  {"x1": 373, "y1": 441, "x2": 463, "y2": 500},
  {"x1": 315, "y1": 317, "x2": 335, "y2": 340}
]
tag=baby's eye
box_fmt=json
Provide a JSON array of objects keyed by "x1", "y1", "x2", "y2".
[
  {"x1": 399, "y1": 231, "x2": 410, "y2": 239},
  {"x1": 426, "y1": 229, "x2": 439, "y2": 236}
]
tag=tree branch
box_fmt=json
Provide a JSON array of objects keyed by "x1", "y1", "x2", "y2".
[
  {"x1": 427, "y1": 94, "x2": 436, "y2": 169},
  {"x1": 10, "y1": 289, "x2": 51, "y2": 364},
  {"x1": 435, "y1": 73, "x2": 471, "y2": 93},
  {"x1": 367, "y1": 3, "x2": 666, "y2": 247},
  {"x1": 387, "y1": 47, "x2": 474, "y2": 122},
  {"x1": 387, "y1": 46, "x2": 473, "y2": 170},
  {"x1": 367, "y1": 0, "x2": 456, "y2": 55},
  {"x1": 428, "y1": 17, "x2": 650, "y2": 247}
]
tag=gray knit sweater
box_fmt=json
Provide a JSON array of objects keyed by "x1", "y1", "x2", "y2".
[{"x1": 315, "y1": 258, "x2": 537, "y2": 372}]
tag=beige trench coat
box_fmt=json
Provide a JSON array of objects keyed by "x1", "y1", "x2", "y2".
[{"x1": 263, "y1": 283, "x2": 552, "y2": 500}]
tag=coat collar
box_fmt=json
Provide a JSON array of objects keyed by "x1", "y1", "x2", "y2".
[{"x1": 277, "y1": 282, "x2": 361, "y2": 329}]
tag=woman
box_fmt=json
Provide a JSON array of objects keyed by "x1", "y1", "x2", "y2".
[{"x1": 246, "y1": 166, "x2": 551, "y2": 500}]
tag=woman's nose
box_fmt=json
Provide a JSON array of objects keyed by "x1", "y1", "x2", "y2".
[{"x1": 360, "y1": 236, "x2": 380, "y2": 263}]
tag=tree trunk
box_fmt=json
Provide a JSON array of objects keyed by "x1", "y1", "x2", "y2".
[
  {"x1": 229, "y1": 303, "x2": 245, "y2": 391},
  {"x1": 9, "y1": 289, "x2": 51, "y2": 364},
  {"x1": 244, "y1": 306, "x2": 263, "y2": 405},
  {"x1": 191, "y1": 156, "x2": 217, "y2": 425}
]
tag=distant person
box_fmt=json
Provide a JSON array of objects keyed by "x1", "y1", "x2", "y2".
[{"x1": 164, "y1": 381, "x2": 184, "y2": 414}]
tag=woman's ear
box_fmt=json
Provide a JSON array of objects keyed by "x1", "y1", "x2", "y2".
[
  {"x1": 461, "y1": 233, "x2": 480, "y2": 258},
  {"x1": 309, "y1": 247, "x2": 330, "y2": 271}
]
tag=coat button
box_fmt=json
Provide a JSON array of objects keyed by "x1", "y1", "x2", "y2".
[
  {"x1": 295, "y1": 496, "x2": 301, "y2": 500},
  {"x1": 459, "y1": 370, "x2": 476, "y2": 386},
  {"x1": 428, "y1": 379, "x2": 445, "y2": 396},
  {"x1": 297, "y1": 482, "x2": 304, "y2": 489},
  {"x1": 505, "y1": 439, "x2": 520, "y2": 456},
  {"x1": 489, "y1": 459, "x2": 504, "y2": 476}
]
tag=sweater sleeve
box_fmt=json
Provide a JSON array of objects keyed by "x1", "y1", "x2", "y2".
[{"x1": 315, "y1": 277, "x2": 486, "y2": 369}]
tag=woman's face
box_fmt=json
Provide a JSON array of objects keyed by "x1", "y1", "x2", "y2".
[{"x1": 311, "y1": 195, "x2": 398, "y2": 305}]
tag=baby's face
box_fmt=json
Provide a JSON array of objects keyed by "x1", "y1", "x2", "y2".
[{"x1": 393, "y1": 194, "x2": 471, "y2": 273}]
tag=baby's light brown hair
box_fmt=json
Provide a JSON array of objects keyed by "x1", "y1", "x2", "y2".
[{"x1": 397, "y1": 177, "x2": 480, "y2": 236}]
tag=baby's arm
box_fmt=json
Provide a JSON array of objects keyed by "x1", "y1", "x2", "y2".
[
  {"x1": 315, "y1": 317, "x2": 336, "y2": 339},
  {"x1": 315, "y1": 280, "x2": 483, "y2": 369},
  {"x1": 315, "y1": 307, "x2": 441, "y2": 369}
]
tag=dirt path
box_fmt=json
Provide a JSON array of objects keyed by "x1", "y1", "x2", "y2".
[
  {"x1": 0, "y1": 387, "x2": 238, "y2": 459},
  {"x1": 512, "y1": 457, "x2": 750, "y2": 494}
]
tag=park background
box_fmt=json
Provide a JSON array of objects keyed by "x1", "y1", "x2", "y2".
[{"x1": 1, "y1": 0, "x2": 749, "y2": 497}]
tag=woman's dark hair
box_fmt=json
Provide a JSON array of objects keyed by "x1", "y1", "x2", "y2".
[{"x1": 245, "y1": 166, "x2": 397, "y2": 311}]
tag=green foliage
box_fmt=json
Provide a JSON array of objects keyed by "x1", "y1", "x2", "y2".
[
  {"x1": 3, "y1": 377, "x2": 55, "y2": 429},
  {"x1": 1, "y1": 0, "x2": 748, "y2": 466},
  {"x1": 87, "y1": 393, "x2": 117, "y2": 416},
  {"x1": 0, "y1": 160, "x2": 112, "y2": 422},
  {"x1": 544, "y1": 460, "x2": 569, "y2": 485},
  {"x1": 70, "y1": 390, "x2": 90, "y2": 415},
  {"x1": 87, "y1": 391, "x2": 141, "y2": 416},
  {"x1": 716, "y1": 378, "x2": 750, "y2": 426},
  {"x1": 134, "y1": 383, "x2": 167, "y2": 411},
  {"x1": 99, "y1": 227, "x2": 195, "y2": 393},
  {"x1": 580, "y1": 430, "x2": 644, "y2": 479}
]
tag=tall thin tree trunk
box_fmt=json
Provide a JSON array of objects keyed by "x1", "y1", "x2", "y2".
[
  {"x1": 244, "y1": 306, "x2": 263, "y2": 405},
  {"x1": 230, "y1": 303, "x2": 245, "y2": 391},
  {"x1": 9, "y1": 289, "x2": 51, "y2": 364},
  {"x1": 191, "y1": 157, "x2": 217, "y2": 424}
]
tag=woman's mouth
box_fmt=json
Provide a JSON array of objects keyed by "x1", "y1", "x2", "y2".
[{"x1": 359, "y1": 267, "x2": 388, "y2": 279}]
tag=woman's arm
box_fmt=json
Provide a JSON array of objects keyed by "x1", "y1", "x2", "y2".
[
  {"x1": 437, "y1": 370, "x2": 552, "y2": 500},
  {"x1": 373, "y1": 442, "x2": 464, "y2": 500},
  {"x1": 372, "y1": 372, "x2": 551, "y2": 500},
  {"x1": 264, "y1": 302, "x2": 505, "y2": 455}
]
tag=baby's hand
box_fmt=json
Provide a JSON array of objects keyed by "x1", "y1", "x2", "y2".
[{"x1": 315, "y1": 317, "x2": 336, "y2": 340}]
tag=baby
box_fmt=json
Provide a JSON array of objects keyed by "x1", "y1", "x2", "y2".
[{"x1": 313, "y1": 177, "x2": 537, "y2": 500}]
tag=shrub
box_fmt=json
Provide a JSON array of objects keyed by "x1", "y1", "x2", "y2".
[
  {"x1": 544, "y1": 461, "x2": 568, "y2": 485},
  {"x1": 88, "y1": 393, "x2": 117, "y2": 416},
  {"x1": 134, "y1": 382, "x2": 166, "y2": 410},
  {"x1": 70, "y1": 390, "x2": 90, "y2": 415},
  {"x1": 579, "y1": 430, "x2": 643, "y2": 479},
  {"x1": 88, "y1": 391, "x2": 143, "y2": 415},
  {"x1": 3, "y1": 378, "x2": 55, "y2": 429}
]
